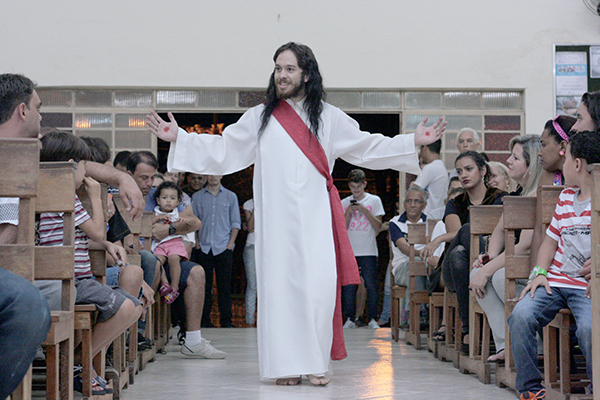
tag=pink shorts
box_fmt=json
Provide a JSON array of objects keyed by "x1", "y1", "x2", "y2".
[{"x1": 154, "y1": 238, "x2": 188, "y2": 260}]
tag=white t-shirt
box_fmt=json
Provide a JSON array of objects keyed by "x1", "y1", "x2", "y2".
[
  {"x1": 430, "y1": 220, "x2": 447, "y2": 259},
  {"x1": 546, "y1": 187, "x2": 590, "y2": 290},
  {"x1": 243, "y1": 199, "x2": 255, "y2": 246},
  {"x1": 341, "y1": 192, "x2": 384, "y2": 256},
  {"x1": 414, "y1": 159, "x2": 449, "y2": 220}
]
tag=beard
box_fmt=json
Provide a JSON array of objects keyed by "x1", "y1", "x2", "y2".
[{"x1": 276, "y1": 79, "x2": 305, "y2": 100}]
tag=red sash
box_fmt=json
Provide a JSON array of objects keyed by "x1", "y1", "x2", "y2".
[{"x1": 272, "y1": 100, "x2": 360, "y2": 361}]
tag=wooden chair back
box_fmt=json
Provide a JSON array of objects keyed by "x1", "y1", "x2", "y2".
[
  {"x1": 462, "y1": 205, "x2": 503, "y2": 384},
  {"x1": 0, "y1": 139, "x2": 39, "y2": 400},
  {"x1": 405, "y1": 222, "x2": 429, "y2": 349},
  {"x1": 36, "y1": 162, "x2": 78, "y2": 400},
  {"x1": 113, "y1": 193, "x2": 142, "y2": 265}
]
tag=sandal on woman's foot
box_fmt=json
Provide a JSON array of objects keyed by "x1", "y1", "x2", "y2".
[
  {"x1": 432, "y1": 325, "x2": 446, "y2": 341},
  {"x1": 487, "y1": 349, "x2": 505, "y2": 363},
  {"x1": 164, "y1": 290, "x2": 179, "y2": 304},
  {"x1": 159, "y1": 283, "x2": 173, "y2": 296}
]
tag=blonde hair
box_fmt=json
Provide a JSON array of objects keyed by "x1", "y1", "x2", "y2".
[
  {"x1": 488, "y1": 161, "x2": 516, "y2": 193},
  {"x1": 509, "y1": 134, "x2": 543, "y2": 197}
]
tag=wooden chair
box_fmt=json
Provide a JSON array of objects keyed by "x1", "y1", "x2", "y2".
[
  {"x1": 459, "y1": 205, "x2": 503, "y2": 384},
  {"x1": 111, "y1": 194, "x2": 141, "y2": 383},
  {"x1": 591, "y1": 164, "x2": 600, "y2": 399},
  {"x1": 437, "y1": 288, "x2": 461, "y2": 368},
  {"x1": 494, "y1": 195, "x2": 537, "y2": 390},
  {"x1": 32, "y1": 162, "x2": 82, "y2": 400},
  {"x1": 138, "y1": 211, "x2": 158, "y2": 371},
  {"x1": 390, "y1": 231, "x2": 407, "y2": 341},
  {"x1": 425, "y1": 218, "x2": 444, "y2": 356},
  {"x1": 0, "y1": 139, "x2": 40, "y2": 400},
  {"x1": 534, "y1": 185, "x2": 591, "y2": 399},
  {"x1": 404, "y1": 223, "x2": 429, "y2": 350},
  {"x1": 74, "y1": 183, "x2": 115, "y2": 399}
]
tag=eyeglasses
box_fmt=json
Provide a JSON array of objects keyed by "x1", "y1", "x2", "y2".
[{"x1": 404, "y1": 199, "x2": 424, "y2": 205}]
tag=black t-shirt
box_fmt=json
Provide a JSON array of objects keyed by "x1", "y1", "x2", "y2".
[{"x1": 443, "y1": 187, "x2": 507, "y2": 225}]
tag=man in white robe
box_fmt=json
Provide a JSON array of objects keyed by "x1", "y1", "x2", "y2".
[{"x1": 147, "y1": 42, "x2": 446, "y2": 385}]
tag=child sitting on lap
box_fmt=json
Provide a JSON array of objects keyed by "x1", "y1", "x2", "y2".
[
  {"x1": 507, "y1": 130, "x2": 600, "y2": 400},
  {"x1": 152, "y1": 181, "x2": 189, "y2": 303}
]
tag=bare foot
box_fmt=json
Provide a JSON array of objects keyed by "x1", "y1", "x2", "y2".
[
  {"x1": 276, "y1": 377, "x2": 302, "y2": 385},
  {"x1": 487, "y1": 349, "x2": 505, "y2": 363},
  {"x1": 307, "y1": 374, "x2": 330, "y2": 386}
]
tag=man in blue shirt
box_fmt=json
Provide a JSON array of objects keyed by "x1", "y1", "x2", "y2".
[{"x1": 192, "y1": 175, "x2": 241, "y2": 328}]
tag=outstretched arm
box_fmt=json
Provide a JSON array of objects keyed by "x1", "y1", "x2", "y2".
[{"x1": 414, "y1": 117, "x2": 447, "y2": 146}]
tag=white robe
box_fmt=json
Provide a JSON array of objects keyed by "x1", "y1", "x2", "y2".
[{"x1": 167, "y1": 99, "x2": 420, "y2": 379}]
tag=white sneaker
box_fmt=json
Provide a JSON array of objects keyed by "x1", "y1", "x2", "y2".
[
  {"x1": 181, "y1": 338, "x2": 226, "y2": 359},
  {"x1": 343, "y1": 319, "x2": 356, "y2": 329},
  {"x1": 368, "y1": 319, "x2": 380, "y2": 329}
]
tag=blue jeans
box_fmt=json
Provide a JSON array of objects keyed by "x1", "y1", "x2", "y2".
[
  {"x1": 342, "y1": 256, "x2": 379, "y2": 321},
  {"x1": 243, "y1": 245, "x2": 257, "y2": 325},
  {"x1": 140, "y1": 249, "x2": 158, "y2": 287},
  {"x1": 0, "y1": 267, "x2": 51, "y2": 399},
  {"x1": 379, "y1": 263, "x2": 392, "y2": 324},
  {"x1": 508, "y1": 286, "x2": 592, "y2": 395}
]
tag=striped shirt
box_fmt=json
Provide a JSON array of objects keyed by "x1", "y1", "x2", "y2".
[
  {"x1": 39, "y1": 196, "x2": 92, "y2": 279},
  {"x1": 545, "y1": 187, "x2": 591, "y2": 290}
]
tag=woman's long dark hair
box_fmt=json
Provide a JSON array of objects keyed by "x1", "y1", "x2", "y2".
[{"x1": 260, "y1": 42, "x2": 326, "y2": 137}]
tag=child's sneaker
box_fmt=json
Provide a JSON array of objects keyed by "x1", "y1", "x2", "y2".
[
  {"x1": 164, "y1": 289, "x2": 179, "y2": 304},
  {"x1": 520, "y1": 389, "x2": 546, "y2": 399}
]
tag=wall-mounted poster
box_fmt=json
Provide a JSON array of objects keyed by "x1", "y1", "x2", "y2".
[
  {"x1": 555, "y1": 51, "x2": 588, "y2": 96},
  {"x1": 554, "y1": 50, "x2": 589, "y2": 116},
  {"x1": 591, "y1": 46, "x2": 600, "y2": 78}
]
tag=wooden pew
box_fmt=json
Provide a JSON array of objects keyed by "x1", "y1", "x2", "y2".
[
  {"x1": 590, "y1": 164, "x2": 600, "y2": 400},
  {"x1": 404, "y1": 223, "x2": 429, "y2": 350},
  {"x1": 459, "y1": 205, "x2": 503, "y2": 384},
  {"x1": 496, "y1": 195, "x2": 537, "y2": 391},
  {"x1": 0, "y1": 139, "x2": 39, "y2": 400}
]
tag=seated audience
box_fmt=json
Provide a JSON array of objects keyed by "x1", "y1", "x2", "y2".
[
  {"x1": 40, "y1": 131, "x2": 143, "y2": 395},
  {"x1": 113, "y1": 150, "x2": 131, "y2": 173},
  {"x1": 138, "y1": 153, "x2": 226, "y2": 358},
  {"x1": 449, "y1": 128, "x2": 482, "y2": 178},
  {"x1": 508, "y1": 130, "x2": 600, "y2": 400},
  {"x1": 420, "y1": 151, "x2": 507, "y2": 352},
  {"x1": 468, "y1": 135, "x2": 542, "y2": 362}
]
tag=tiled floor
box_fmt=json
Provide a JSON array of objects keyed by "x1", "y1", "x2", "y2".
[{"x1": 123, "y1": 328, "x2": 518, "y2": 399}]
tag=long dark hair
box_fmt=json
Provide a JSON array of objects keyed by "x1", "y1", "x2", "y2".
[
  {"x1": 581, "y1": 91, "x2": 600, "y2": 130},
  {"x1": 260, "y1": 42, "x2": 326, "y2": 137}
]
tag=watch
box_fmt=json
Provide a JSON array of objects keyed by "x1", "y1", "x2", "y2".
[
  {"x1": 168, "y1": 223, "x2": 176, "y2": 236},
  {"x1": 532, "y1": 265, "x2": 548, "y2": 278}
]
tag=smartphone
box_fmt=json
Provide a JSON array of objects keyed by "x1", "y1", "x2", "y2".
[
  {"x1": 482, "y1": 254, "x2": 490, "y2": 263},
  {"x1": 350, "y1": 200, "x2": 358, "y2": 204}
]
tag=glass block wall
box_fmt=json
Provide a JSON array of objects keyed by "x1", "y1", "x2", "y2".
[{"x1": 37, "y1": 88, "x2": 524, "y2": 166}]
